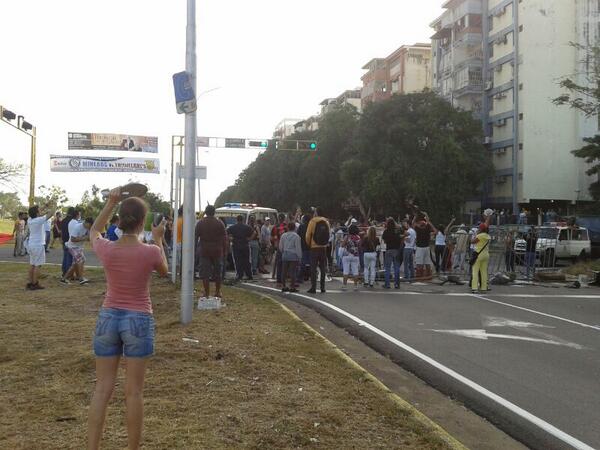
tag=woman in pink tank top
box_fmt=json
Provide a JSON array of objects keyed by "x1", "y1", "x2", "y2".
[{"x1": 87, "y1": 187, "x2": 168, "y2": 450}]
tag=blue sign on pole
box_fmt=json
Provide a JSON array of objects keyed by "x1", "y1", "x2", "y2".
[{"x1": 172, "y1": 71, "x2": 197, "y2": 114}]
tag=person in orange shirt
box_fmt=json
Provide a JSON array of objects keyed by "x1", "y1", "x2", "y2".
[{"x1": 176, "y1": 206, "x2": 183, "y2": 274}]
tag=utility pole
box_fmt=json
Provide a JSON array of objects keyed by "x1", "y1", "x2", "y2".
[{"x1": 181, "y1": 0, "x2": 197, "y2": 325}]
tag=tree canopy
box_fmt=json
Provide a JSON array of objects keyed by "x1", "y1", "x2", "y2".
[
  {"x1": 554, "y1": 43, "x2": 600, "y2": 201},
  {"x1": 216, "y1": 92, "x2": 493, "y2": 223}
]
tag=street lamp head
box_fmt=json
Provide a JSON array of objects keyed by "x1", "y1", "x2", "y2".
[
  {"x1": 2, "y1": 109, "x2": 16, "y2": 121},
  {"x1": 21, "y1": 120, "x2": 33, "y2": 131}
]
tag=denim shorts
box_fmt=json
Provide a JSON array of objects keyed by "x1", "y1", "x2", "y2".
[{"x1": 93, "y1": 308, "x2": 155, "y2": 358}]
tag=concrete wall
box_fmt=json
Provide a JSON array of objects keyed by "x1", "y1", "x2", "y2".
[{"x1": 519, "y1": 1, "x2": 589, "y2": 202}]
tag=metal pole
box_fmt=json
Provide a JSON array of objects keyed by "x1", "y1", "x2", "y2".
[
  {"x1": 29, "y1": 127, "x2": 36, "y2": 206},
  {"x1": 170, "y1": 136, "x2": 175, "y2": 209},
  {"x1": 512, "y1": 0, "x2": 520, "y2": 216},
  {"x1": 181, "y1": 0, "x2": 197, "y2": 325}
]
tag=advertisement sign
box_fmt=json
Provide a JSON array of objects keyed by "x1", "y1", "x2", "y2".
[
  {"x1": 50, "y1": 155, "x2": 160, "y2": 174},
  {"x1": 68, "y1": 132, "x2": 158, "y2": 153}
]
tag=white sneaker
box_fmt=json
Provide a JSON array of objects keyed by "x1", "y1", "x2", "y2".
[
  {"x1": 197, "y1": 297, "x2": 208, "y2": 310},
  {"x1": 79, "y1": 278, "x2": 89, "y2": 285}
]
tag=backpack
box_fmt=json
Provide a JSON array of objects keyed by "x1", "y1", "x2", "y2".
[{"x1": 313, "y1": 220, "x2": 330, "y2": 246}]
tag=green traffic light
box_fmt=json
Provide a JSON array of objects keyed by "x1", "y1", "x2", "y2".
[
  {"x1": 261, "y1": 141, "x2": 268, "y2": 148},
  {"x1": 310, "y1": 142, "x2": 317, "y2": 150}
]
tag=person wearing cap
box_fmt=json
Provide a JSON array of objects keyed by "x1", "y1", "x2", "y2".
[{"x1": 471, "y1": 223, "x2": 491, "y2": 293}]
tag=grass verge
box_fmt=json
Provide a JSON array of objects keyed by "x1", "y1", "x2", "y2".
[
  {"x1": 564, "y1": 260, "x2": 600, "y2": 277},
  {"x1": 0, "y1": 218, "x2": 13, "y2": 235},
  {"x1": 0, "y1": 263, "x2": 457, "y2": 449}
]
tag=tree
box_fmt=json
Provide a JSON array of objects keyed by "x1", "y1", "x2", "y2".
[
  {"x1": 34, "y1": 185, "x2": 69, "y2": 209},
  {"x1": 345, "y1": 92, "x2": 492, "y2": 222},
  {"x1": 145, "y1": 191, "x2": 171, "y2": 216},
  {"x1": 0, "y1": 192, "x2": 25, "y2": 219},
  {"x1": 0, "y1": 158, "x2": 24, "y2": 190},
  {"x1": 214, "y1": 94, "x2": 491, "y2": 221},
  {"x1": 77, "y1": 185, "x2": 104, "y2": 219},
  {"x1": 553, "y1": 43, "x2": 600, "y2": 200}
]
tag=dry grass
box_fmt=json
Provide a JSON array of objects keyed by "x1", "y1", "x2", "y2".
[
  {"x1": 0, "y1": 263, "x2": 454, "y2": 450},
  {"x1": 0, "y1": 218, "x2": 13, "y2": 235},
  {"x1": 564, "y1": 260, "x2": 600, "y2": 277}
]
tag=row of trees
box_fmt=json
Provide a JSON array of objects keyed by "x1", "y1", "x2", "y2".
[
  {"x1": 216, "y1": 92, "x2": 494, "y2": 223},
  {"x1": 0, "y1": 183, "x2": 171, "y2": 220}
]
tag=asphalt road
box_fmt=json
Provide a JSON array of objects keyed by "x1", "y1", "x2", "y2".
[{"x1": 249, "y1": 279, "x2": 600, "y2": 450}]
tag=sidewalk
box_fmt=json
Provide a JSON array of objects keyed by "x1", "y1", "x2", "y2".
[{"x1": 0, "y1": 263, "x2": 463, "y2": 449}]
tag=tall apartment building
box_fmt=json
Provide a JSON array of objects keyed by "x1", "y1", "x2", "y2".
[
  {"x1": 432, "y1": 0, "x2": 599, "y2": 212},
  {"x1": 361, "y1": 44, "x2": 432, "y2": 109},
  {"x1": 431, "y1": 0, "x2": 484, "y2": 115}
]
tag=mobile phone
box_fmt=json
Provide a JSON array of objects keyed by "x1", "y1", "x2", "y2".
[{"x1": 153, "y1": 213, "x2": 164, "y2": 227}]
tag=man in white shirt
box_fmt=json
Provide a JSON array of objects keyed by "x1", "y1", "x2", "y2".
[
  {"x1": 403, "y1": 221, "x2": 416, "y2": 280},
  {"x1": 63, "y1": 216, "x2": 93, "y2": 285},
  {"x1": 26, "y1": 204, "x2": 56, "y2": 290}
]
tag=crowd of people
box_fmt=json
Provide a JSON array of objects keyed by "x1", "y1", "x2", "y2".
[
  {"x1": 17, "y1": 196, "x2": 552, "y2": 297},
  {"x1": 13, "y1": 191, "x2": 549, "y2": 448},
  {"x1": 184, "y1": 205, "x2": 497, "y2": 295}
]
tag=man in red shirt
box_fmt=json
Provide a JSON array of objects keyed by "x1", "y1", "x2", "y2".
[{"x1": 195, "y1": 205, "x2": 228, "y2": 300}]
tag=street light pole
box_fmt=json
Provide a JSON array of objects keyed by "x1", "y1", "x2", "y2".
[
  {"x1": 0, "y1": 105, "x2": 36, "y2": 206},
  {"x1": 181, "y1": 0, "x2": 198, "y2": 325},
  {"x1": 29, "y1": 126, "x2": 37, "y2": 206}
]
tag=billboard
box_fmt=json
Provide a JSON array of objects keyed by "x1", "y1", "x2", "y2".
[
  {"x1": 68, "y1": 132, "x2": 158, "y2": 153},
  {"x1": 50, "y1": 155, "x2": 160, "y2": 174}
]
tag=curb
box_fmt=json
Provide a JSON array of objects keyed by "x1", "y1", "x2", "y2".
[{"x1": 239, "y1": 287, "x2": 468, "y2": 450}]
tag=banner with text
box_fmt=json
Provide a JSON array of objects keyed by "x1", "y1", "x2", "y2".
[
  {"x1": 68, "y1": 132, "x2": 158, "y2": 153},
  {"x1": 50, "y1": 155, "x2": 160, "y2": 174}
]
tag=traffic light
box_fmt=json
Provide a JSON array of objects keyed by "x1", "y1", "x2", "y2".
[
  {"x1": 298, "y1": 140, "x2": 317, "y2": 151},
  {"x1": 248, "y1": 140, "x2": 269, "y2": 148},
  {"x1": 1, "y1": 108, "x2": 16, "y2": 121}
]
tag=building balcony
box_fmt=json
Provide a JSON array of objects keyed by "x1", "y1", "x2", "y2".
[{"x1": 453, "y1": 81, "x2": 484, "y2": 98}]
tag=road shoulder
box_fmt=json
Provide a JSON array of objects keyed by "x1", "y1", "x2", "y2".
[{"x1": 263, "y1": 289, "x2": 527, "y2": 450}]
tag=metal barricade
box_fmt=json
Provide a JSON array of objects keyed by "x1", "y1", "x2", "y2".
[{"x1": 445, "y1": 224, "x2": 559, "y2": 281}]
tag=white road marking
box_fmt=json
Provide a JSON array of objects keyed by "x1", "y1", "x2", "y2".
[
  {"x1": 246, "y1": 283, "x2": 595, "y2": 450},
  {"x1": 483, "y1": 316, "x2": 555, "y2": 329},
  {"x1": 429, "y1": 329, "x2": 583, "y2": 349},
  {"x1": 473, "y1": 294, "x2": 600, "y2": 332}
]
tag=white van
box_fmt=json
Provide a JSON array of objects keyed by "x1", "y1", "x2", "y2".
[
  {"x1": 215, "y1": 203, "x2": 278, "y2": 227},
  {"x1": 514, "y1": 225, "x2": 591, "y2": 265}
]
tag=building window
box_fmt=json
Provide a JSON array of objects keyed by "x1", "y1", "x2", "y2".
[
  {"x1": 519, "y1": 83, "x2": 523, "y2": 90},
  {"x1": 519, "y1": 143, "x2": 524, "y2": 150},
  {"x1": 518, "y1": 173, "x2": 523, "y2": 180},
  {"x1": 519, "y1": 25, "x2": 524, "y2": 32},
  {"x1": 519, "y1": 113, "x2": 524, "y2": 120}
]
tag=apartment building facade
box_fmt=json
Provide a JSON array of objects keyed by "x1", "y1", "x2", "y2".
[
  {"x1": 432, "y1": 0, "x2": 599, "y2": 211},
  {"x1": 273, "y1": 118, "x2": 303, "y2": 139},
  {"x1": 361, "y1": 44, "x2": 432, "y2": 109},
  {"x1": 431, "y1": 0, "x2": 484, "y2": 115}
]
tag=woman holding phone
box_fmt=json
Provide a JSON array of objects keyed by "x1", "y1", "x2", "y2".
[{"x1": 87, "y1": 187, "x2": 168, "y2": 450}]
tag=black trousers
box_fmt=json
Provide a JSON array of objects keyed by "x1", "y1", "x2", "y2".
[
  {"x1": 310, "y1": 247, "x2": 327, "y2": 291},
  {"x1": 233, "y1": 246, "x2": 252, "y2": 280}
]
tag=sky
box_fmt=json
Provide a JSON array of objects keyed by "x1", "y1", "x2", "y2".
[{"x1": 0, "y1": 0, "x2": 443, "y2": 209}]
